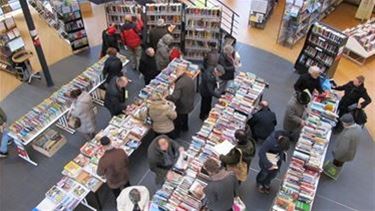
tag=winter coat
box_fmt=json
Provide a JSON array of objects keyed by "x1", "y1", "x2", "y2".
[
  {"x1": 104, "y1": 77, "x2": 126, "y2": 116},
  {"x1": 103, "y1": 55, "x2": 123, "y2": 84},
  {"x1": 333, "y1": 124, "x2": 362, "y2": 162},
  {"x1": 156, "y1": 34, "x2": 173, "y2": 71},
  {"x1": 0, "y1": 107, "x2": 6, "y2": 126},
  {"x1": 147, "y1": 136, "x2": 180, "y2": 184},
  {"x1": 121, "y1": 20, "x2": 143, "y2": 49},
  {"x1": 283, "y1": 95, "x2": 305, "y2": 133},
  {"x1": 220, "y1": 139, "x2": 256, "y2": 170},
  {"x1": 149, "y1": 26, "x2": 168, "y2": 49},
  {"x1": 334, "y1": 81, "x2": 372, "y2": 115},
  {"x1": 258, "y1": 130, "x2": 289, "y2": 170},
  {"x1": 218, "y1": 53, "x2": 235, "y2": 81},
  {"x1": 70, "y1": 91, "x2": 96, "y2": 134},
  {"x1": 97, "y1": 148, "x2": 129, "y2": 189},
  {"x1": 294, "y1": 73, "x2": 323, "y2": 94},
  {"x1": 203, "y1": 49, "x2": 220, "y2": 69},
  {"x1": 248, "y1": 107, "x2": 277, "y2": 140},
  {"x1": 139, "y1": 52, "x2": 159, "y2": 85},
  {"x1": 166, "y1": 74, "x2": 195, "y2": 114},
  {"x1": 101, "y1": 30, "x2": 119, "y2": 56},
  {"x1": 204, "y1": 170, "x2": 239, "y2": 211},
  {"x1": 148, "y1": 99, "x2": 177, "y2": 134},
  {"x1": 200, "y1": 67, "x2": 221, "y2": 98}
]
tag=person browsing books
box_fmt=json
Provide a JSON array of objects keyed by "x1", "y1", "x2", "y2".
[
  {"x1": 155, "y1": 34, "x2": 174, "y2": 71},
  {"x1": 117, "y1": 186, "x2": 150, "y2": 211},
  {"x1": 148, "y1": 18, "x2": 175, "y2": 50},
  {"x1": 247, "y1": 100, "x2": 277, "y2": 142},
  {"x1": 199, "y1": 65, "x2": 225, "y2": 120},
  {"x1": 139, "y1": 47, "x2": 159, "y2": 85},
  {"x1": 294, "y1": 65, "x2": 323, "y2": 94},
  {"x1": 121, "y1": 14, "x2": 143, "y2": 71},
  {"x1": 256, "y1": 130, "x2": 290, "y2": 194},
  {"x1": 147, "y1": 135, "x2": 184, "y2": 185},
  {"x1": 166, "y1": 66, "x2": 195, "y2": 136},
  {"x1": 0, "y1": 107, "x2": 12, "y2": 158},
  {"x1": 102, "y1": 47, "x2": 123, "y2": 85},
  {"x1": 97, "y1": 136, "x2": 130, "y2": 198},
  {"x1": 104, "y1": 76, "x2": 129, "y2": 116}
]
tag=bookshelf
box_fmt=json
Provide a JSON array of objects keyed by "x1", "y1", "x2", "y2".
[
  {"x1": 35, "y1": 58, "x2": 200, "y2": 211},
  {"x1": 146, "y1": 3, "x2": 183, "y2": 45},
  {"x1": 28, "y1": 0, "x2": 89, "y2": 51},
  {"x1": 272, "y1": 92, "x2": 340, "y2": 211},
  {"x1": 249, "y1": 0, "x2": 275, "y2": 29},
  {"x1": 0, "y1": 15, "x2": 25, "y2": 73},
  {"x1": 184, "y1": 6, "x2": 222, "y2": 61},
  {"x1": 105, "y1": 0, "x2": 142, "y2": 26},
  {"x1": 342, "y1": 18, "x2": 375, "y2": 65},
  {"x1": 151, "y1": 72, "x2": 267, "y2": 210},
  {"x1": 0, "y1": 0, "x2": 20, "y2": 15},
  {"x1": 295, "y1": 22, "x2": 348, "y2": 77}
]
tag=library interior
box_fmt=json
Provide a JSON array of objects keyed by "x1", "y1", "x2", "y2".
[{"x1": 0, "y1": 0, "x2": 374, "y2": 210}]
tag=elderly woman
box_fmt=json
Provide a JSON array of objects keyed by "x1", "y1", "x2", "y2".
[
  {"x1": 294, "y1": 65, "x2": 323, "y2": 94},
  {"x1": 219, "y1": 45, "x2": 236, "y2": 82}
]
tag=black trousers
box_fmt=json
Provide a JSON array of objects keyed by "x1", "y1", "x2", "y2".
[
  {"x1": 174, "y1": 113, "x2": 189, "y2": 135},
  {"x1": 111, "y1": 181, "x2": 131, "y2": 198},
  {"x1": 200, "y1": 96, "x2": 212, "y2": 120}
]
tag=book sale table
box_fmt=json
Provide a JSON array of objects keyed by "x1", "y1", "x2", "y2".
[
  {"x1": 7, "y1": 54, "x2": 129, "y2": 166},
  {"x1": 150, "y1": 72, "x2": 268, "y2": 210},
  {"x1": 271, "y1": 92, "x2": 340, "y2": 211},
  {"x1": 34, "y1": 59, "x2": 200, "y2": 211}
]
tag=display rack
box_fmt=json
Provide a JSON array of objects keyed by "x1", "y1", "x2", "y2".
[
  {"x1": 295, "y1": 22, "x2": 348, "y2": 77},
  {"x1": 8, "y1": 54, "x2": 129, "y2": 166},
  {"x1": 248, "y1": 0, "x2": 275, "y2": 29},
  {"x1": 105, "y1": 0, "x2": 142, "y2": 26},
  {"x1": 151, "y1": 72, "x2": 267, "y2": 210},
  {"x1": 342, "y1": 18, "x2": 375, "y2": 65},
  {"x1": 145, "y1": 3, "x2": 183, "y2": 45},
  {"x1": 34, "y1": 58, "x2": 200, "y2": 211},
  {"x1": 0, "y1": 15, "x2": 25, "y2": 73},
  {"x1": 0, "y1": 0, "x2": 20, "y2": 15},
  {"x1": 28, "y1": 0, "x2": 89, "y2": 51},
  {"x1": 184, "y1": 6, "x2": 222, "y2": 61},
  {"x1": 271, "y1": 92, "x2": 340, "y2": 211}
]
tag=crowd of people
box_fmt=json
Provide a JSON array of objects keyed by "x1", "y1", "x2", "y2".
[{"x1": 0, "y1": 13, "x2": 372, "y2": 211}]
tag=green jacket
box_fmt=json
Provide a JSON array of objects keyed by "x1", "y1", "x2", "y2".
[
  {"x1": 220, "y1": 139, "x2": 256, "y2": 168},
  {"x1": 0, "y1": 107, "x2": 6, "y2": 126}
]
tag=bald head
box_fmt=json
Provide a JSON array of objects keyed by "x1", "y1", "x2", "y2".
[
  {"x1": 116, "y1": 76, "x2": 128, "y2": 88},
  {"x1": 125, "y1": 14, "x2": 132, "y2": 22},
  {"x1": 260, "y1": 100, "x2": 269, "y2": 108}
]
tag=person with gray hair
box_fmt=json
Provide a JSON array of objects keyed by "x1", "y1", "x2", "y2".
[
  {"x1": 218, "y1": 44, "x2": 236, "y2": 81},
  {"x1": 248, "y1": 100, "x2": 277, "y2": 141},
  {"x1": 155, "y1": 34, "x2": 174, "y2": 71},
  {"x1": 199, "y1": 64, "x2": 225, "y2": 120},
  {"x1": 294, "y1": 65, "x2": 323, "y2": 94},
  {"x1": 117, "y1": 186, "x2": 150, "y2": 211}
]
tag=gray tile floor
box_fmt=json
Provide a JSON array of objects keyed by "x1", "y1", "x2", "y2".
[{"x1": 0, "y1": 43, "x2": 374, "y2": 211}]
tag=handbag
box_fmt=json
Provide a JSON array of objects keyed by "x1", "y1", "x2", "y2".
[
  {"x1": 232, "y1": 196, "x2": 246, "y2": 211},
  {"x1": 227, "y1": 148, "x2": 248, "y2": 182},
  {"x1": 68, "y1": 115, "x2": 81, "y2": 129}
]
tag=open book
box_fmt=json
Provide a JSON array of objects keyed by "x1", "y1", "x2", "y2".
[
  {"x1": 266, "y1": 153, "x2": 280, "y2": 170},
  {"x1": 214, "y1": 140, "x2": 235, "y2": 156}
]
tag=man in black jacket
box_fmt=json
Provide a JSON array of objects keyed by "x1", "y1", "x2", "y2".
[
  {"x1": 334, "y1": 75, "x2": 372, "y2": 116},
  {"x1": 148, "y1": 19, "x2": 175, "y2": 50},
  {"x1": 199, "y1": 65, "x2": 225, "y2": 120},
  {"x1": 104, "y1": 76, "x2": 129, "y2": 116},
  {"x1": 248, "y1": 100, "x2": 277, "y2": 142},
  {"x1": 203, "y1": 42, "x2": 220, "y2": 70},
  {"x1": 139, "y1": 47, "x2": 159, "y2": 85},
  {"x1": 103, "y1": 47, "x2": 123, "y2": 85},
  {"x1": 101, "y1": 24, "x2": 119, "y2": 57},
  {"x1": 166, "y1": 67, "x2": 195, "y2": 135},
  {"x1": 219, "y1": 45, "x2": 235, "y2": 82},
  {"x1": 294, "y1": 65, "x2": 323, "y2": 94}
]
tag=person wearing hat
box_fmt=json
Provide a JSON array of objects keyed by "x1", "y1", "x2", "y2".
[
  {"x1": 199, "y1": 64, "x2": 225, "y2": 120},
  {"x1": 97, "y1": 136, "x2": 130, "y2": 198},
  {"x1": 148, "y1": 18, "x2": 176, "y2": 49},
  {"x1": 155, "y1": 34, "x2": 174, "y2": 71},
  {"x1": 324, "y1": 113, "x2": 363, "y2": 180},
  {"x1": 294, "y1": 65, "x2": 323, "y2": 94},
  {"x1": 101, "y1": 24, "x2": 120, "y2": 58},
  {"x1": 117, "y1": 186, "x2": 150, "y2": 211},
  {"x1": 283, "y1": 90, "x2": 311, "y2": 141}
]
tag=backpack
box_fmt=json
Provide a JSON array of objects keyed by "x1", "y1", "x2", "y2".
[
  {"x1": 352, "y1": 108, "x2": 367, "y2": 126},
  {"x1": 121, "y1": 28, "x2": 141, "y2": 49},
  {"x1": 227, "y1": 148, "x2": 248, "y2": 182}
]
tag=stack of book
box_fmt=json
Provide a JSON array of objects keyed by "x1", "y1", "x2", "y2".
[
  {"x1": 36, "y1": 58, "x2": 201, "y2": 210},
  {"x1": 146, "y1": 3, "x2": 182, "y2": 45},
  {"x1": 184, "y1": 6, "x2": 221, "y2": 61},
  {"x1": 272, "y1": 92, "x2": 340, "y2": 211},
  {"x1": 32, "y1": 129, "x2": 67, "y2": 157},
  {"x1": 8, "y1": 54, "x2": 128, "y2": 144},
  {"x1": 105, "y1": 0, "x2": 142, "y2": 25},
  {"x1": 151, "y1": 72, "x2": 266, "y2": 210},
  {"x1": 343, "y1": 18, "x2": 375, "y2": 52}
]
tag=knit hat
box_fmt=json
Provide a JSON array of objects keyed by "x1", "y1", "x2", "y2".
[
  {"x1": 107, "y1": 26, "x2": 116, "y2": 35},
  {"x1": 340, "y1": 113, "x2": 354, "y2": 124}
]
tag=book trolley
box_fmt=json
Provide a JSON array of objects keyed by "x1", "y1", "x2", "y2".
[
  {"x1": 271, "y1": 92, "x2": 340, "y2": 211},
  {"x1": 294, "y1": 22, "x2": 348, "y2": 77},
  {"x1": 34, "y1": 59, "x2": 200, "y2": 211},
  {"x1": 150, "y1": 72, "x2": 267, "y2": 210},
  {"x1": 7, "y1": 54, "x2": 129, "y2": 166}
]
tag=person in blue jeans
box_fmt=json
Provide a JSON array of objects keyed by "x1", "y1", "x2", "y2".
[
  {"x1": 256, "y1": 130, "x2": 290, "y2": 194},
  {"x1": 0, "y1": 107, "x2": 12, "y2": 158}
]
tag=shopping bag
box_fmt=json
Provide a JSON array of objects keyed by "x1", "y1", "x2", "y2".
[
  {"x1": 323, "y1": 161, "x2": 342, "y2": 180},
  {"x1": 232, "y1": 196, "x2": 246, "y2": 211}
]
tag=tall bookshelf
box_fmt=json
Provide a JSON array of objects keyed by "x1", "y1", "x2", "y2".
[
  {"x1": 28, "y1": 0, "x2": 89, "y2": 52},
  {"x1": 294, "y1": 22, "x2": 348, "y2": 77},
  {"x1": 184, "y1": 6, "x2": 221, "y2": 61},
  {"x1": 0, "y1": 0, "x2": 20, "y2": 15},
  {"x1": 0, "y1": 15, "x2": 25, "y2": 73},
  {"x1": 105, "y1": 0, "x2": 142, "y2": 26},
  {"x1": 146, "y1": 3, "x2": 183, "y2": 45}
]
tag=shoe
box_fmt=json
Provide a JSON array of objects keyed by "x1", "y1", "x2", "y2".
[
  {"x1": 0, "y1": 152, "x2": 8, "y2": 158},
  {"x1": 264, "y1": 186, "x2": 271, "y2": 194},
  {"x1": 256, "y1": 185, "x2": 265, "y2": 193},
  {"x1": 8, "y1": 139, "x2": 13, "y2": 145}
]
